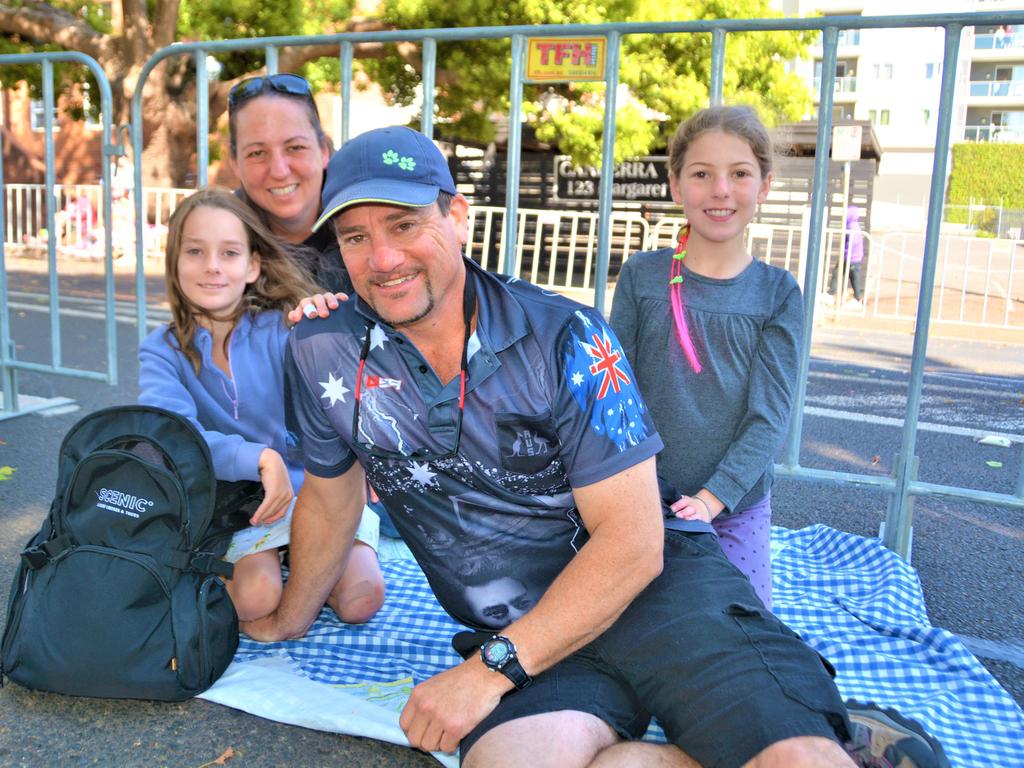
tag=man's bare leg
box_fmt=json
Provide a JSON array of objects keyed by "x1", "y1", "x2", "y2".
[
  {"x1": 745, "y1": 736, "x2": 854, "y2": 768},
  {"x1": 589, "y1": 742, "x2": 699, "y2": 767},
  {"x1": 589, "y1": 734, "x2": 855, "y2": 768},
  {"x1": 462, "y1": 711, "x2": 620, "y2": 768}
]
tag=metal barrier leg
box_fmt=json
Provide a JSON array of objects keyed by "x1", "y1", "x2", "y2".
[
  {"x1": 883, "y1": 452, "x2": 919, "y2": 562},
  {"x1": 2, "y1": 340, "x2": 19, "y2": 414}
]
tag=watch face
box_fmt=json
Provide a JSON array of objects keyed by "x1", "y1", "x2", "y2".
[{"x1": 482, "y1": 638, "x2": 511, "y2": 667}]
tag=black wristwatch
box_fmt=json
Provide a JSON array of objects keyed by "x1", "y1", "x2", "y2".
[{"x1": 480, "y1": 634, "x2": 532, "y2": 690}]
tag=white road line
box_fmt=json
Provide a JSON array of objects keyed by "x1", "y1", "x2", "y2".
[
  {"x1": 958, "y1": 635, "x2": 1024, "y2": 669},
  {"x1": 6, "y1": 300, "x2": 169, "y2": 327},
  {"x1": 802, "y1": 405, "x2": 1024, "y2": 443},
  {"x1": 809, "y1": 368, "x2": 1024, "y2": 398}
]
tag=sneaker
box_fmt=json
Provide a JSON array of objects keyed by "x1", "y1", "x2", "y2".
[
  {"x1": 845, "y1": 298, "x2": 864, "y2": 310},
  {"x1": 821, "y1": 293, "x2": 836, "y2": 306},
  {"x1": 844, "y1": 701, "x2": 951, "y2": 768}
]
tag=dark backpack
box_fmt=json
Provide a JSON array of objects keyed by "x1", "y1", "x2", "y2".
[{"x1": 1, "y1": 405, "x2": 260, "y2": 701}]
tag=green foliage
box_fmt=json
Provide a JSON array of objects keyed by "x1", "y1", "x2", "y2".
[
  {"x1": 3, "y1": 0, "x2": 812, "y2": 169},
  {"x1": 946, "y1": 143, "x2": 1024, "y2": 235},
  {"x1": 0, "y1": 0, "x2": 103, "y2": 100},
  {"x1": 366, "y1": 0, "x2": 812, "y2": 162},
  {"x1": 179, "y1": 0, "x2": 354, "y2": 80},
  {"x1": 947, "y1": 143, "x2": 1024, "y2": 208}
]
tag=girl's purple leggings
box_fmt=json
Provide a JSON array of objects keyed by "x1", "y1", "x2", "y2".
[{"x1": 712, "y1": 494, "x2": 773, "y2": 610}]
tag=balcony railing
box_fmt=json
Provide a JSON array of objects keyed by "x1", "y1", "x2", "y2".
[
  {"x1": 969, "y1": 79, "x2": 1024, "y2": 98},
  {"x1": 974, "y1": 31, "x2": 1024, "y2": 50},
  {"x1": 962, "y1": 124, "x2": 1024, "y2": 142},
  {"x1": 817, "y1": 29, "x2": 861, "y2": 47},
  {"x1": 813, "y1": 75, "x2": 857, "y2": 96}
]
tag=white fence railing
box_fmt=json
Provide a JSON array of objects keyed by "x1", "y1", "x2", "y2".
[
  {"x1": 4, "y1": 184, "x2": 1023, "y2": 332},
  {"x1": 3, "y1": 182, "x2": 188, "y2": 260}
]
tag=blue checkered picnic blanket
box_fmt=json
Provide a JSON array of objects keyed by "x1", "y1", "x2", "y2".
[{"x1": 229, "y1": 525, "x2": 1024, "y2": 768}]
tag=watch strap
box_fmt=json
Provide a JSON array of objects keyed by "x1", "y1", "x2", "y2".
[{"x1": 497, "y1": 655, "x2": 531, "y2": 690}]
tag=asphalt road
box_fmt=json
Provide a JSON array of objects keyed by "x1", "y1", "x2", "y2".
[{"x1": 1, "y1": 266, "x2": 1022, "y2": 766}]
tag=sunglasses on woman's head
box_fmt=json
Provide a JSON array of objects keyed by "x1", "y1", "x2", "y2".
[{"x1": 228, "y1": 73, "x2": 314, "y2": 110}]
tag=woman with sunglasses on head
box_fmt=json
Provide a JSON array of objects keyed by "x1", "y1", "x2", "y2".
[{"x1": 227, "y1": 73, "x2": 352, "y2": 295}]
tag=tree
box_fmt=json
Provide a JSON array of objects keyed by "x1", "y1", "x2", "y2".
[
  {"x1": 0, "y1": 0, "x2": 376, "y2": 186},
  {"x1": 0, "y1": 0, "x2": 812, "y2": 184},
  {"x1": 366, "y1": 0, "x2": 814, "y2": 164}
]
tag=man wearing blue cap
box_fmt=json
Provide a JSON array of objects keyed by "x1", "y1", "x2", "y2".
[{"x1": 244, "y1": 127, "x2": 949, "y2": 768}]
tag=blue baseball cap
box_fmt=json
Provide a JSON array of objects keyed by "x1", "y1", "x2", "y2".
[{"x1": 313, "y1": 126, "x2": 457, "y2": 231}]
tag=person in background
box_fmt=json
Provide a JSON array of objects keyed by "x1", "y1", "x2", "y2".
[{"x1": 830, "y1": 203, "x2": 866, "y2": 310}]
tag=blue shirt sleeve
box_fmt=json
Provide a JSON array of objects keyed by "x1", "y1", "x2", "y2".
[
  {"x1": 551, "y1": 308, "x2": 663, "y2": 488},
  {"x1": 284, "y1": 335, "x2": 359, "y2": 478}
]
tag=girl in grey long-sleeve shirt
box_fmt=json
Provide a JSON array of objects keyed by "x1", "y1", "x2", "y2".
[{"x1": 610, "y1": 106, "x2": 803, "y2": 608}]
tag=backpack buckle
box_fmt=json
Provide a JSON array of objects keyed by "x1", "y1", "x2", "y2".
[
  {"x1": 21, "y1": 547, "x2": 48, "y2": 570},
  {"x1": 189, "y1": 552, "x2": 234, "y2": 579}
]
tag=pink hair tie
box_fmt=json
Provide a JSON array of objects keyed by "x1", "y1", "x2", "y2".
[{"x1": 669, "y1": 225, "x2": 702, "y2": 373}]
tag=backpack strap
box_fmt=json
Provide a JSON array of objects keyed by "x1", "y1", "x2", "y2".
[
  {"x1": 190, "y1": 553, "x2": 235, "y2": 579},
  {"x1": 164, "y1": 550, "x2": 235, "y2": 579},
  {"x1": 21, "y1": 533, "x2": 75, "y2": 570}
]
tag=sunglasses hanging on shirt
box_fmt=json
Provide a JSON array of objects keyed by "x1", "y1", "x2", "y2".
[{"x1": 351, "y1": 274, "x2": 476, "y2": 461}]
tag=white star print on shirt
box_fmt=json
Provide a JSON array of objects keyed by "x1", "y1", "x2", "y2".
[
  {"x1": 408, "y1": 461, "x2": 437, "y2": 487},
  {"x1": 319, "y1": 372, "x2": 350, "y2": 407},
  {"x1": 368, "y1": 325, "x2": 389, "y2": 351},
  {"x1": 571, "y1": 371, "x2": 584, "y2": 387}
]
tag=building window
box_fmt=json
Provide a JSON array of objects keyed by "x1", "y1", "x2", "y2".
[
  {"x1": 873, "y1": 63, "x2": 894, "y2": 80},
  {"x1": 923, "y1": 109, "x2": 931, "y2": 126},
  {"x1": 814, "y1": 60, "x2": 857, "y2": 93},
  {"x1": 925, "y1": 63, "x2": 941, "y2": 79},
  {"x1": 869, "y1": 109, "x2": 890, "y2": 126},
  {"x1": 30, "y1": 99, "x2": 59, "y2": 132}
]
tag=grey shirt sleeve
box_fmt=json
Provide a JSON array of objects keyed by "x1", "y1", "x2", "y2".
[
  {"x1": 609, "y1": 256, "x2": 641, "y2": 369},
  {"x1": 703, "y1": 279, "x2": 803, "y2": 511}
]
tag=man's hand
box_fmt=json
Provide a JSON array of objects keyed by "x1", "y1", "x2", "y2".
[
  {"x1": 251, "y1": 448, "x2": 294, "y2": 526},
  {"x1": 286, "y1": 292, "x2": 348, "y2": 326},
  {"x1": 399, "y1": 659, "x2": 509, "y2": 754}
]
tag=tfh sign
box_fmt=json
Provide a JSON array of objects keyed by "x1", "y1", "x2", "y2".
[{"x1": 526, "y1": 37, "x2": 606, "y2": 82}]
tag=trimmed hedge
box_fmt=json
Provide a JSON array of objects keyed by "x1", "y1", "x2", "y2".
[{"x1": 946, "y1": 143, "x2": 1024, "y2": 227}]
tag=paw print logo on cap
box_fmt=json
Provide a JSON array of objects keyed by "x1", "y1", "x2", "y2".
[{"x1": 382, "y1": 148, "x2": 417, "y2": 172}]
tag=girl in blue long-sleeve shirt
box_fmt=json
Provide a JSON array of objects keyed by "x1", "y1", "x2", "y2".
[{"x1": 139, "y1": 188, "x2": 384, "y2": 624}]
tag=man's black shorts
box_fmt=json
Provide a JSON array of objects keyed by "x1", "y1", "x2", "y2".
[{"x1": 460, "y1": 530, "x2": 851, "y2": 767}]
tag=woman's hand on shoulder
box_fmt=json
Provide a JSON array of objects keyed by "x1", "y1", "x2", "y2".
[
  {"x1": 286, "y1": 291, "x2": 349, "y2": 326},
  {"x1": 251, "y1": 448, "x2": 294, "y2": 526}
]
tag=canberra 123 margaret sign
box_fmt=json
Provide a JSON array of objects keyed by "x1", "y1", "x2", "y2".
[{"x1": 554, "y1": 156, "x2": 673, "y2": 203}]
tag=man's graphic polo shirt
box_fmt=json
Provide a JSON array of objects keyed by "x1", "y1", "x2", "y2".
[{"x1": 285, "y1": 261, "x2": 664, "y2": 631}]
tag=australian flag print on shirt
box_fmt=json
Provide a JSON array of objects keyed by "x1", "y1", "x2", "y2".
[{"x1": 563, "y1": 310, "x2": 650, "y2": 451}]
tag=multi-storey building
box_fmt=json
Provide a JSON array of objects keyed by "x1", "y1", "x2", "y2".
[{"x1": 775, "y1": 0, "x2": 1024, "y2": 214}]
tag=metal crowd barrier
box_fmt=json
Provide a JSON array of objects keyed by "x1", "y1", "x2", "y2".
[
  {"x1": 5, "y1": 11, "x2": 1024, "y2": 556},
  {"x1": 0, "y1": 51, "x2": 119, "y2": 420}
]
